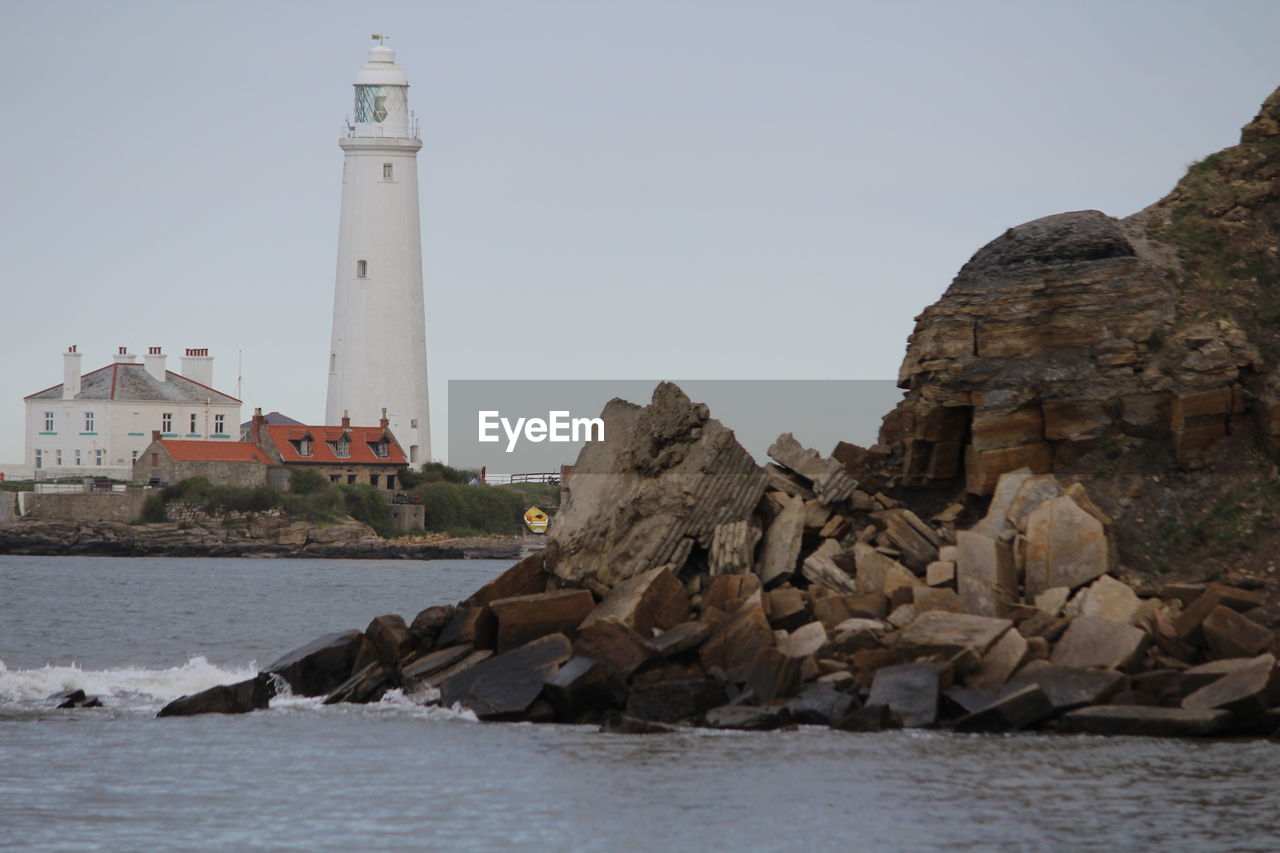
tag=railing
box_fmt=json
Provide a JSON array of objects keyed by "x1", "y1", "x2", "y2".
[{"x1": 484, "y1": 472, "x2": 561, "y2": 486}]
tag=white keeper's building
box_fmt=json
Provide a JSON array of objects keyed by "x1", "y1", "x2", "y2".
[{"x1": 23, "y1": 346, "x2": 241, "y2": 479}]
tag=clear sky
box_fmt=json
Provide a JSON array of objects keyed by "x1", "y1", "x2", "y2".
[{"x1": 1, "y1": 0, "x2": 1277, "y2": 466}]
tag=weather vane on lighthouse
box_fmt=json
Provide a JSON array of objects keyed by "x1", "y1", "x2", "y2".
[{"x1": 372, "y1": 33, "x2": 389, "y2": 45}]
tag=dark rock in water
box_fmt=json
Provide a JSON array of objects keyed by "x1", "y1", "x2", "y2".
[
  {"x1": 157, "y1": 674, "x2": 271, "y2": 717},
  {"x1": 1057, "y1": 705, "x2": 1232, "y2": 737},
  {"x1": 324, "y1": 661, "x2": 401, "y2": 705},
  {"x1": 49, "y1": 689, "x2": 86, "y2": 709},
  {"x1": 955, "y1": 684, "x2": 1053, "y2": 733},
  {"x1": 263, "y1": 629, "x2": 371, "y2": 697},
  {"x1": 783, "y1": 682, "x2": 856, "y2": 726},
  {"x1": 833, "y1": 703, "x2": 896, "y2": 733},
  {"x1": 625, "y1": 679, "x2": 727, "y2": 723},
  {"x1": 544, "y1": 656, "x2": 616, "y2": 720},
  {"x1": 80, "y1": 696, "x2": 104, "y2": 708},
  {"x1": 737, "y1": 648, "x2": 802, "y2": 703},
  {"x1": 464, "y1": 552, "x2": 548, "y2": 607},
  {"x1": 599, "y1": 710, "x2": 679, "y2": 734},
  {"x1": 1181, "y1": 652, "x2": 1279, "y2": 717},
  {"x1": 401, "y1": 644, "x2": 474, "y2": 687},
  {"x1": 573, "y1": 619, "x2": 658, "y2": 679},
  {"x1": 365, "y1": 614, "x2": 414, "y2": 666},
  {"x1": 867, "y1": 663, "x2": 944, "y2": 728},
  {"x1": 700, "y1": 601, "x2": 773, "y2": 672},
  {"x1": 439, "y1": 634, "x2": 573, "y2": 720},
  {"x1": 438, "y1": 606, "x2": 497, "y2": 651},
  {"x1": 703, "y1": 704, "x2": 786, "y2": 731},
  {"x1": 1003, "y1": 663, "x2": 1127, "y2": 713},
  {"x1": 489, "y1": 589, "x2": 595, "y2": 653},
  {"x1": 408, "y1": 605, "x2": 456, "y2": 651}
]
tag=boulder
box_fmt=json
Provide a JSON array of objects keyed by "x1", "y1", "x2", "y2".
[
  {"x1": 700, "y1": 601, "x2": 774, "y2": 672},
  {"x1": 439, "y1": 634, "x2": 573, "y2": 720},
  {"x1": 545, "y1": 383, "x2": 768, "y2": 590},
  {"x1": 870, "y1": 508, "x2": 941, "y2": 572},
  {"x1": 896, "y1": 610, "x2": 1013, "y2": 662},
  {"x1": 401, "y1": 644, "x2": 475, "y2": 687},
  {"x1": 490, "y1": 589, "x2": 595, "y2": 653},
  {"x1": 832, "y1": 703, "x2": 896, "y2": 733},
  {"x1": 709, "y1": 519, "x2": 762, "y2": 576},
  {"x1": 417, "y1": 650, "x2": 492, "y2": 690},
  {"x1": 1076, "y1": 576, "x2": 1142, "y2": 625},
  {"x1": 812, "y1": 592, "x2": 887, "y2": 627},
  {"x1": 573, "y1": 618, "x2": 659, "y2": 678},
  {"x1": 438, "y1": 606, "x2": 497, "y2": 650},
  {"x1": 464, "y1": 552, "x2": 548, "y2": 607},
  {"x1": 867, "y1": 663, "x2": 944, "y2": 728},
  {"x1": 968, "y1": 628, "x2": 1029, "y2": 689},
  {"x1": 913, "y1": 587, "x2": 964, "y2": 614},
  {"x1": 1004, "y1": 663, "x2": 1127, "y2": 713},
  {"x1": 1201, "y1": 605, "x2": 1275, "y2": 660},
  {"x1": 408, "y1": 605, "x2": 456, "y2": 649},
  {"x1": 766, "y1": 587, "x2": 811, "y2": 631},
  {"x1": 625, "y1": 679, "x2": 727, "y2": 723},
  {"x1": 783, "y1": 682, "x2": 857, "y2": 726},
  {"x1": 264, "y1": 629, "x2": 371, "y2": 697},
  {"x1": 776, "y1": 621, "x2": 828, "y2": 659},
  {"x1": 324, "y1": 661, "x2": 400, "y2": 705},
  {"x1": 157, "y1": 674, "x2": 271, "y2": 717},
  {"x1": 1180, "y1": 657, "x2": 1266, "y2": 694},
  {"x1": 365, "y1": 614, "x2": 413, "y2": 665},
  {"x1": 1058, "y1": 705, "x2": 1232, "y2": 737},
  {"x1": 739, "y1": 648, "x2": 802, "y2": 702},
  {"x1": 926, "y1": 561, "x2": 956, "y2": 587},
  {"x1": 956, "y1": 530, "x2": 1018, "y2": 618},
  {"x1": 703, "y1": 704, "x2": 787, "y2": 731},
  {"x1": 1024, "y1": 495, "x2": 1110, "y2": 599},
  {"x1": 802, "y1": 551, "x2": 860, "y2": 595},
  {"x1": 701, "y1": 573, "x2": 761, "y2": 615},
  {"x1": 1034, "y1": 587, "x2": 1070, "y2": 617},
  {"x1": 652, "y1": 621, "x2": 712, "y2": 658},
  {"x1": 544, "y1": 656, "x2": 616, "y2": 720},
  {"x1": 954, "y1": 684, "x2": 1053, "y2": 733},
  {"x1": 767, "y1": 433, "x2": 858, "y2": 505},
  {"x1": 1182, "y1": 653, "x2": 1279, "y2": 716},
  {"x1": 579, "y1": 566, "x2": 690, "y2": 638},
  {"x1": 758, "y1": 494, "x2": 805, "y2": 587},
  {"x1": 854, "y1": 543, "x2": 909, "y2": 596},
  {"x1": 1050, "y1": 616, "x2": 1149, "y2": 671}
]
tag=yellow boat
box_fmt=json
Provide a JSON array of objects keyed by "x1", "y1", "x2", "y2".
[{"x1": 524, "y1": 506, "x2": 549, "y2": 534}]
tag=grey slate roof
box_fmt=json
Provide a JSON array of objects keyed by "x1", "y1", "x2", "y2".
[
  {"x1": 25, "y1": 363, "x2": 240, "y2": 404},
  {"x1": 240, "y1": 411, "x2": 303, "y2": 429}
]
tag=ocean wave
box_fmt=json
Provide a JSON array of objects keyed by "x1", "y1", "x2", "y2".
[{"x1": 0, "y1": 656, "x2": 258, "y2": 713}]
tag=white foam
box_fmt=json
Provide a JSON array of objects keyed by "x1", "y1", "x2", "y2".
[{"x1": 0, "y1": 656, "x2": 257, "y2": 713}]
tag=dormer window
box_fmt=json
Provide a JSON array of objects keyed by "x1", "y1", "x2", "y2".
[
  {"x1": 298, "y1": 438, "x2": 312, "y2": 457},
  {"x1": 371, "y1": 440, "x2": 389, "y2": 459},
  {"x1": 332, "y1": 438, "x2": 351, "y2": 458}
]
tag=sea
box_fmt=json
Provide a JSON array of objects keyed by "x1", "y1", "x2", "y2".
[{"x1": 2, "y1": 555, "x2": 1278, "y2": 852}]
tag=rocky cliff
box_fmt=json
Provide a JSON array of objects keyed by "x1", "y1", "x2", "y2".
[{"x1": 874, "y1": 84, "x2": 1280, "y2": 579}]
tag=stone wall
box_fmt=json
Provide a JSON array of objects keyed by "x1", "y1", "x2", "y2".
[
  {"x1": 0, "y1": 493, "x2": 16, "y2": 522},
  {"x1": 22, "y1": 490, "x2": 149, "y2": 523},
  {"x1": 133, "y1": 456, "x2": 271, "y2": 489},
  {"x1": 387, "y1": 503, "x2": 425, "y2": 532}
]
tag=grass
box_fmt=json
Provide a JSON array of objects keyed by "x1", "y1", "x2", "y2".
[{"x1": 1148, "y1": 476, "x2": 1280, "y2": 572}]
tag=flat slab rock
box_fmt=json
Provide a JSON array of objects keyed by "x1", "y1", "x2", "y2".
[
  {"x1": 439, "y1": 633, "x2": 573, "y2": 720},
  {"x1": 895, "y1": 611, "x2": 1013, "y2": 661},
  {"x1": 263, "y1": 629, "x2": 371, "y2": 697},
  {"x1": 1058, "y1": 705, "x2": 1232, "y2": 738}
]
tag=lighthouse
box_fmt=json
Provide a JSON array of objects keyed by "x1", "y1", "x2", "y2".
[{"x1": 325, "y1": 41, "x2": 431, "y2": 464}]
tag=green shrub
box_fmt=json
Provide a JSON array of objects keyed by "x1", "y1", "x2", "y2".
[
  {"x1": 419, "y1": 482, "x2": 528, "y2": 535},
  {"x1": 140, "y1": 494, "x2": 167, "y2": 523},
  {"x1": 337, "y1": 483, "x2": 395, "y2": 537},
  {"x1": 289, "y1": 468, "x2": 329, "y2": 495}
]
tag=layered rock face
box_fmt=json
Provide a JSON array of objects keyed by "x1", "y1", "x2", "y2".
[{"x1": 879, "y1": 85, "x2": 1280, "y2": 496}]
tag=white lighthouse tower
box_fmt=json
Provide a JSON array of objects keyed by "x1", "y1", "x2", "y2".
[{"x1": 325, "y1": 41, "x2": 431, "y2": 464}]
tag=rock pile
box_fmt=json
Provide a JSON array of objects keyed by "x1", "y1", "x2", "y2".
[{"x1": 159, "y1": 384, "x2": 1279, "y2": 739}]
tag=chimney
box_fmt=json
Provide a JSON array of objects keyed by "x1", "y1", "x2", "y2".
[
  {"x1": 144, "y1": 346, "x2": 167, "y2": 382},
  {"x1": 341, "y1": 409, "x2": 351, "y2": 429},
  {"x1": 250, "y1": 407, "x2": 266, "y2": 444},
  {"x1": 180, "y1": 348, "x2": 214, "y2": 388},
  {"x1": 62, "y1": 346, "x2": 82, "y2": 399},
  {"x1": 380, "y1": 407, "x2": 389, "y2": 430},
  {"x1": 113, "y1": 346, "x2": 137, "y2": 364}
]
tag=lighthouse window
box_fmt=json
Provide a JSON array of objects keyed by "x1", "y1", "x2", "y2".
[
  {"x1": 356, "y1": 260, "x2": 368, "y2": 279},
  {"x1": 383, "y1": 163, "x2": 393, "y2": 181}
]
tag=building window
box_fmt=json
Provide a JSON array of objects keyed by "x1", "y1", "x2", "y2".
[
  {"x1": 370, "y1": 474, "x2": 379, "y2": 487},
  {"x1": 329, "y1": 354, "x2": 337, "y2": 374},
  {"x1": 332, "y1": 438, "x2": 350, "y2": 458},
  {"x1": 347, "y1": 474, "x2": 356, "y2": 484},
  {"x1": 329, "y1": 475, "x2": 339, "y2": 483},
  {"x1": 162, "y1": 413, "x2": 173, "y2": 433},
  {"x1": 95, "y1": 449, "x2": 104, "y2": 466},
  {"x1": 294, "y1": 437, "x2": 312, "y2": 457},
  {"x1": 410, "y1": 419, "x2": 418, "y2": 429},
  {"x1": 35, "y1": 449, "x2": 42, "y2": 469},
  {"x1": 190, "y1": 413, "x2": 198, "y2": 433},
  {"x1": 84, "y1": 411, "x2": 94, "y2": 432},
  {"x1": 356, "y1": 259, "x2": 368, "y2": 279},
  {"x1": 44, "y1": 412, "x2": 54, "y2": 431},
  {"x1": 371, "y1": 441, "x2": 389, "y2": 458},
  {"x1": 75, "y1": 450, "x2": 82, "y2": 466},
  {"x1": 55, "y1": 449, "x2": 62, "y2": 466},
  {"x1": 132, "y1": 450, "x2": 138, "y2": 463},
  {"x1": 385, "y1": 475, "x2": 395, "y2": 490},
  {"x1": 214, "y1": 414, "x2": 225, "y2": 434},
  {"x1": 383, "y1": 162, "x2": 393, "y2": 180}
]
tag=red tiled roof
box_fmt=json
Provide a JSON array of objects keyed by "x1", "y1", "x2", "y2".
[
  {"x1": 161, "y1": 440, "x2": 273, "y2": 465},
  {"x1": 263, "y1": 424, "x2": 407, "y2": 465}
]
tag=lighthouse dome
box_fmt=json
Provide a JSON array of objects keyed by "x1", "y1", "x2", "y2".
[{"x1": 355, "y1": 46, "x2": 408, "y2": 86}]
